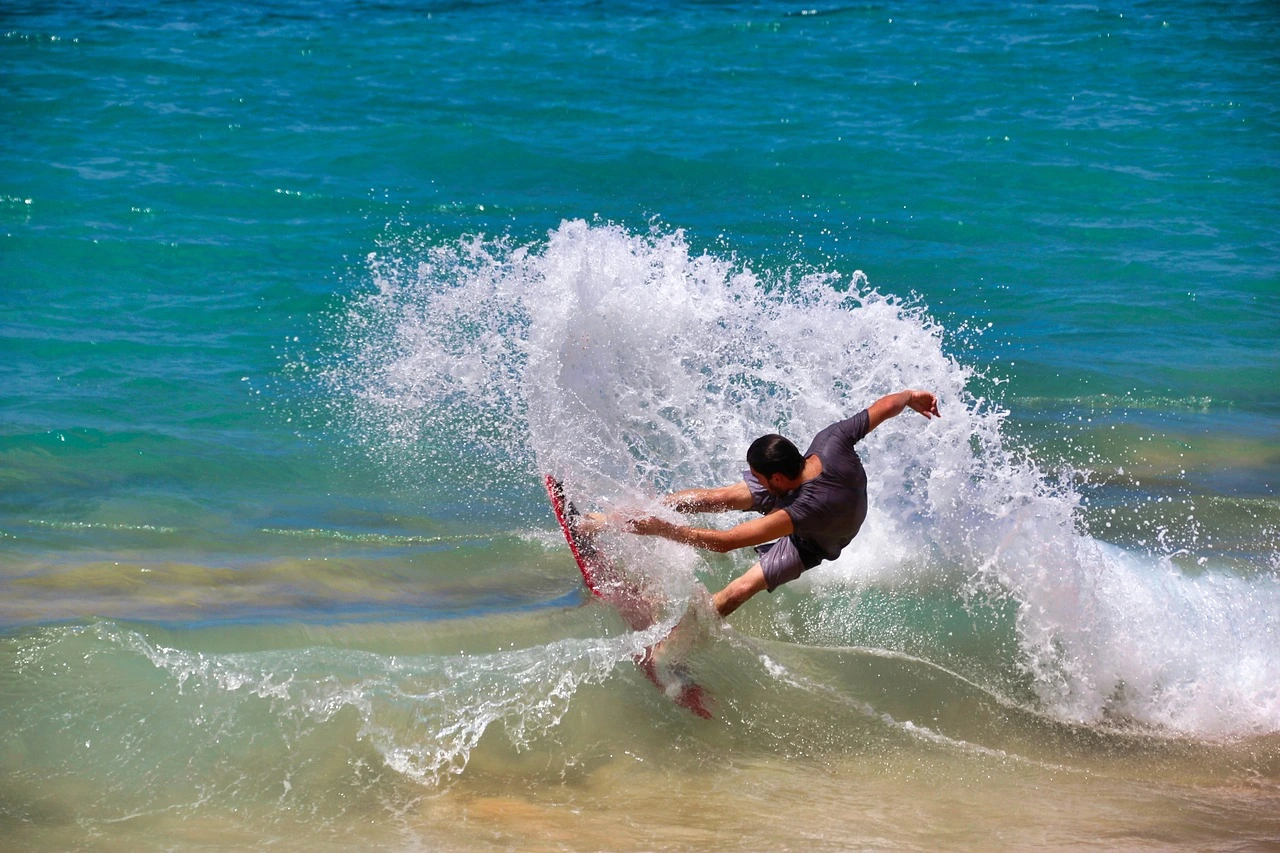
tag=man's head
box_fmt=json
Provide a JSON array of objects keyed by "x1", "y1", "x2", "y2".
[{"x1": 747, "y1": 433, "x2": 804, "y2": 495}]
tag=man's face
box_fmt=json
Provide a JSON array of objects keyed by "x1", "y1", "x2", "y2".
[{"x1": 751, "y1": 468, "x2": 792, "y2": 498}]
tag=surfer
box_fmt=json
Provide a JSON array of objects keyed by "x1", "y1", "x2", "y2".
[{"x1": 621, "y1": 389, "x2": 940, "y2": 617}]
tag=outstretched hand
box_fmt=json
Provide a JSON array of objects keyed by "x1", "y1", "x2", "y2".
[
  {"x1": 580, "y1": 511, "x2": 675, "y2": 538},
  {"x1": 908, "y1": 391, "x2": 941, "y2": 419},
  {"x1": 622, "y1": 514, "x2": 676, "y2": 537}
]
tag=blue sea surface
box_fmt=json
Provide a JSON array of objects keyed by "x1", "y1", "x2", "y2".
[{"x1": 2, "y1": 1, "x2": 1278, "y2": 848}]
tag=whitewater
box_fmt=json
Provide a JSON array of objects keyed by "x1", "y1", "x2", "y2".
[{"x1": 320, "y1": 220, "x2": 1280, "y2": 741}]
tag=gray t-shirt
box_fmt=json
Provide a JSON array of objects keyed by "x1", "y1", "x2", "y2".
[{"x1": 744, "y1": 409, "x2": 871, "y2": 563}]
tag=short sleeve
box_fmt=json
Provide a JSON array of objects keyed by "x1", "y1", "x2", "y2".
[
  {"x1": 783, "y1": 487, "x2": 823, "y2": 536},
  {"x1": 841, "y1": 409, "x2": 872, "y2": 445},
  {"x1": 742, "y1": 469, "x2": 776, "y2": 514}
]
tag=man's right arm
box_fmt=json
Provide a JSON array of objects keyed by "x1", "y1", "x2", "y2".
[
  {"x1": 582, "y1": 481, "x2": 753, "y2": 536},
  {"x1": 662, "y1": 481, "x2": 754, "y2": 513}
]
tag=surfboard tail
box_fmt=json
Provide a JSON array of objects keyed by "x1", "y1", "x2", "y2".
[
  {"x1": 675, "y1": 683, "x2": 715, "y2": 720},
  {"x1": 635, "y1": 655, "x2": 715, "y2": 720}
]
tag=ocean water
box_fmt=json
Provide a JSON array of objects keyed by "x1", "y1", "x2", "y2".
[{"x1": 2, "y1": 1, "x2": 1279, "y2": 849}]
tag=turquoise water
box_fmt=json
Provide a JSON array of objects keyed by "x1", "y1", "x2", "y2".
[{"x1": 3, "y1": 2, "x2": 1279, "y2": 849}]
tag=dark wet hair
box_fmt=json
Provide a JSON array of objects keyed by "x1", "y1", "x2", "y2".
[{"x1": 746, "y1": 434, "x2": 804, "y2": 479}]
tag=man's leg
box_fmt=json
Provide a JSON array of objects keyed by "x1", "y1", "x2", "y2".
[
  {"x1": 712, "y1": 562, "x2": 768, "y2": 618},
  {"x1": 647, "y1": 563, "x2": 767, "y2": 666}
]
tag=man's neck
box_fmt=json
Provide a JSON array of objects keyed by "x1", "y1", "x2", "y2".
[{"x1": 769, "y1": 456, "x2": 823, "y2": 494}]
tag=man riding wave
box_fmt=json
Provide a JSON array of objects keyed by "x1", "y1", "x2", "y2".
[{"x1": 616, "y1": 389, "x2": 940, "y2": 618}]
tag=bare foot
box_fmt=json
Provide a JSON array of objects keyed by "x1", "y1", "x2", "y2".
[{"x1": 574, "y1": 512, "x2": 609, "y2": 537}]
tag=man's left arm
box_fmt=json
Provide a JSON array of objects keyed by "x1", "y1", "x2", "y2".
[{"x1": 865, "y1": 389, "x2": 940, "y2": 432}]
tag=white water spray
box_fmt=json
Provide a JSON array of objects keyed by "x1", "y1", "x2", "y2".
[{"x1": 324, "y1": 219, "x2": 1280, "y2": 738}]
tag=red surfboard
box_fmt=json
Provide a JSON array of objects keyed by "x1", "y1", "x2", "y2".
[{"x1": 544, "y1": 475, "x2": 713, "y2": 719}]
